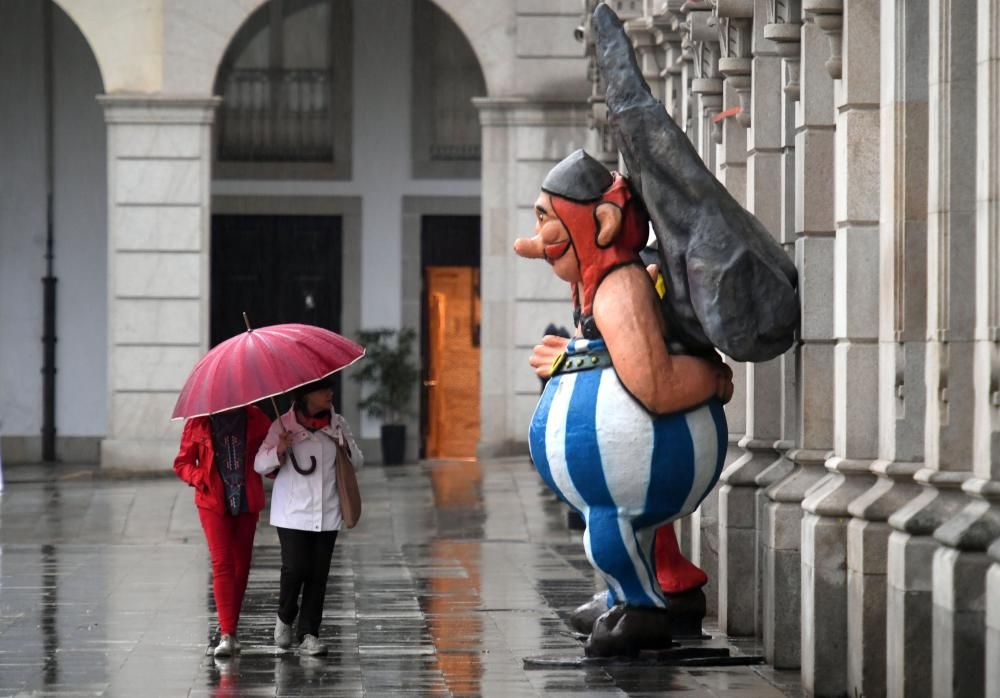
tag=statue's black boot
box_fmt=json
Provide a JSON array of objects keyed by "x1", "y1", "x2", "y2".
[
  {"x1": 568, "y1": 592, "x2": 608, "y2": 634},
  {"x1": 584, "y1": 604, "x2": 673, "y2": 658}
]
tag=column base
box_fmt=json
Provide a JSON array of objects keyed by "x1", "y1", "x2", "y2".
[
  {"x1": 718, "y1": 438, "x2": 776, "y2": 636},
  {"x1": 886, "y1": 531, "x2": 935, "y2": 698}
]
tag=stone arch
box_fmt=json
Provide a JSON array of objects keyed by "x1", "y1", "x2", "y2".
[
  {"x1": 51, "y1": 0, "x2": 512, "y2": 96},
  {"x1": 415, "y1": 0, "x2": 507, "y2": 96},
  {"x1": 48, "y1": 0, "x2": 107, "y2": 91},
  {"x1": 205, "y1": 0, "x2": 505, "y2": 98}
]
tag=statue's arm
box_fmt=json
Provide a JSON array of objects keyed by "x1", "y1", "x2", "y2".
[{"x1": 594, "y1": 265, "x2": 721, "y2": 414}]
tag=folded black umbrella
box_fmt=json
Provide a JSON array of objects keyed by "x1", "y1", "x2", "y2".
[{"x1": 592, "y1": 3, "x2": 799, "y2": 363}]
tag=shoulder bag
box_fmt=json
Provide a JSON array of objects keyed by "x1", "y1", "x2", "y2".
[{"x1": 333, "y1": 440, "x2": 362, "y2": 528}]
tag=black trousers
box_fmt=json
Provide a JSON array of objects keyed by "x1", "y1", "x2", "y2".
[{"x1": 276, "y1": 527, "x2": 338, "y2": 640}]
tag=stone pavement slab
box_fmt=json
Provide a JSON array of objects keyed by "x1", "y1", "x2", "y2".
[{"x1": 0, "y1": 458, "x2": 800, "y2": 697}]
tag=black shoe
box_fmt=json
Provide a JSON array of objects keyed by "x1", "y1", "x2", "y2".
[
  {"x1": 568, "y1": 592, "x2": 609, "y2": 634},
  {"x1": 664, "y1": 588, "x2": 707, "y2": 639},
  {"x1": 584, "y1": 604, "x2": 673, "y2": 658}
]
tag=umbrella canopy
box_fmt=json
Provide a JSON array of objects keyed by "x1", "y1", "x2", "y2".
[{"x1": 172, "y1": 323, "x2": 365, "y2": 420}]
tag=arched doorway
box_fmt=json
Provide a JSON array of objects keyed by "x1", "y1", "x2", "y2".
[
  {"x1": 209, "y1": 0, "x2": 486, "y2": 461},
  {"x1": 0, "y1": 1, "x2": 107, "y2": 463}
]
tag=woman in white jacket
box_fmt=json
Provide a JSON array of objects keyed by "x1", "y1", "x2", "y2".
[{"x1": 254, "y1": 376, "x2": 363, "y2": 656}]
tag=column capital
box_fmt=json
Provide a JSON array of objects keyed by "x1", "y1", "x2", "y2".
[
  {"x1": 684, "y1": 8, "x2": 723, "y2": 92},
  {"x1": 97, "y1": 94, "x2": 221, "y2": 125},
  {"x1": 764, "y1": 0, "x2": 803, "y2": 100},
  {"x1": 714, "y1": 10, "x2": 753, "y2": 127}
]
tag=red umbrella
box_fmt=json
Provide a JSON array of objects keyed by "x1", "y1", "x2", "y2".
[{"x1": 171, "y1": 322, "x2": 365, "y2": 420}]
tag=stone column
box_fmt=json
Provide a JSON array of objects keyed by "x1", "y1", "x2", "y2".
[
  {"x1": 658, "y1": 8, "x2": 686, "y2": 122},
  {"x1": 625, "y1": 15, "x2": 664, "y2": 102},
  {"x1": 746, "y1": 0, "x2": 798, "y2": 641},
  {"x1": 980, "y1": 2, "x2": 1000, "y2": 695},
  {"x1": 764, "y1": 9, "x2": 837, "y2": 675},
  {"x1": 687, "y1": 9, "x2": 722, "y2": 171},
  {"x1": 679, "y1": 28, "x2": 698, "y2": 145},
  {"x1": 690, "y1": 58, "x2": 749, "y2": 621},
  {"x1": 474, "y1": 99, "x2": 591, "y2": 460},
  {"x1": 758, "y1": 0, "x2": 813, "y2": 670},
  {"x1": 718, "y1": 0, "x2": 788, "y2": 639},
  {"x1": 800, "y1": 1, "x2": 882, "y2": 695},
  {"x1": 841, "y1": 2, "x2": 930, "y2": 696},
  {"x1": 97, "y1": 96, "x2": 218, "y2": 470},
  {"x1": 884, "y1": 0, "x2": 974, "y2": 684},
  {"x1": 930, "y1": 0, "x2": 1000, "y2": 695},
  {"x1": 865, "y1": 3, "x2": 933, "y2": 698}
]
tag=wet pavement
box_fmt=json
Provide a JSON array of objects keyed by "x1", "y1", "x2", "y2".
[{"x1": 0, "y1": 458, "x2": 801, "y2": 697}]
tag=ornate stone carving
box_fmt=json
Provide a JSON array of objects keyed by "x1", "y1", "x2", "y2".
[
  {"x1": 684, "y1": 4, "x2": 723, "y2": 149},
  {"x1": 764, "y1": 0, "x2": 803, "y2": 100},
  {"x1": 624, "y1": 16, "x2": 665, "y2": 102},
  {"x1": 713, "y1": 0, "x2": 753, "y2": 128},
  {"x1": 580, "y1": 0, "x2": 617, "y2": 160}
]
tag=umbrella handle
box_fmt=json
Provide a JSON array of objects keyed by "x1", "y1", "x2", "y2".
[{"x1": 290, "y1": 453, "x2": 317, "y2": 475}]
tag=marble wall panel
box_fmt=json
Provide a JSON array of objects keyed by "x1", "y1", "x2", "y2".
[
  {"x1": 115, "y1": 158, "x2": 202, "y2": 206},
  {"x1": 111, "y1": 345, "x2": 202, "y2": 392},
  {"x1": 513, "y1": 300, "x2": 572, "y2": 347},
  {"x1": 114, "y1": 252, "x2": 201, "y2": 299},
  {"x1": 112, "y1": 298, "x2": 202, "y2": 345},
  {"x1": 114, "y1": 205, "x2": 202, "y2": 251},
  {"x1": 110, "y1": 392, "x2": 188, "y2": 441},
  {"x1": 114, "y1": 123, "x2": 202, "y2": 158}
]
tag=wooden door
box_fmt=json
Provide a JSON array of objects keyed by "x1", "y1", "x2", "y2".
[{"x1": 424, "y1": 267, "x2": 480, "y2": 458}]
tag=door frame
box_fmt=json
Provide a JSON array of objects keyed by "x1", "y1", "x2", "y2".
[
  {"x1": 402, "y1": 196, "x2": 480, "y2": 459},
  {"x1": 211, "y1": 195, "x2": 363, "y2": 435}
]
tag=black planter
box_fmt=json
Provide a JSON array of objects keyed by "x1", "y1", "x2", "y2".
[{"x1": 380, "y1": 424, "x2": 406, "y2": 465}]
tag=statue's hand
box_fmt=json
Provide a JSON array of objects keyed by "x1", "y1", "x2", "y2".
[
  {"x1": 715, "y1": 362, "x2": 734, "y2": 404},
  {"x1": 529, "y1": 335, "x2": 570, "y2": 378}
]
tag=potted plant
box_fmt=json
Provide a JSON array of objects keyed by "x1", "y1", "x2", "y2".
[{"x1": 353, "y1": 327, "x2": 419, "y2": 465}]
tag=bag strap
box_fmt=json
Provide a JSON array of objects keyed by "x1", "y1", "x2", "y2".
[{"x1": 318, "y1": 430, "x2": 352, "y2": 462}]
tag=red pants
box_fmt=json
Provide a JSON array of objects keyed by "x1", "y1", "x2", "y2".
[{"x1": 198, "y1": 508, "x2": 258, "y2": 635}]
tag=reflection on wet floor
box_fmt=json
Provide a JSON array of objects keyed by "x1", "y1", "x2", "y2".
[{"x1": 0, "y1": 458, "x2": 798, "y2": 697}]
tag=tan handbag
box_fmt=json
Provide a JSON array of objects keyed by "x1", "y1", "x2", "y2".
[{"x1": 334, "y1": 441, "x2": 362, "y2": 529}]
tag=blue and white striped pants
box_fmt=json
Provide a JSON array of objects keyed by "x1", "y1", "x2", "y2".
[{"x1": 529, "y1": 339, "x2": 727, "y2": 608}]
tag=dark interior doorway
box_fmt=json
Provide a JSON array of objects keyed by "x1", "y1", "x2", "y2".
[
  {"x1": 420, "y1": 215, "x2": 481, "y2": 459},
  {"x1": 211, "y1": 214, "x2": 343, "y2": 416}
]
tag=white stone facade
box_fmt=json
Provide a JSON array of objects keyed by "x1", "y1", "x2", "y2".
[{"x1": 0, "y1": 0, "x2": 592, "y2": 464}]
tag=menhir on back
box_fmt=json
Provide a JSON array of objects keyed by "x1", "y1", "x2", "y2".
[{"x1": 594, "y1": 2, "x2": 799, "y2": 363}]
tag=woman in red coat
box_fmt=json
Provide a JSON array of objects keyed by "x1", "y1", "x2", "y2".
[{"x1": 173, "y1": 405, "x2": 271, "y2": 657}]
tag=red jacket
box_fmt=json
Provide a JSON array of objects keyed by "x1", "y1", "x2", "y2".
[{"x1": 173, "y1": 405, "x2": 272, "y2": 515}]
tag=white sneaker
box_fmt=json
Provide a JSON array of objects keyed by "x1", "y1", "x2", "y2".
[
  {"x1": 214, "y1": 634, "x2": 236, "y2": 657},
  {"x1": 298, "y1": 634, "x2": 327, "y2": 656},
  {"x1": 274, "y1": 615, "x2": 293, "y2": 649}
]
